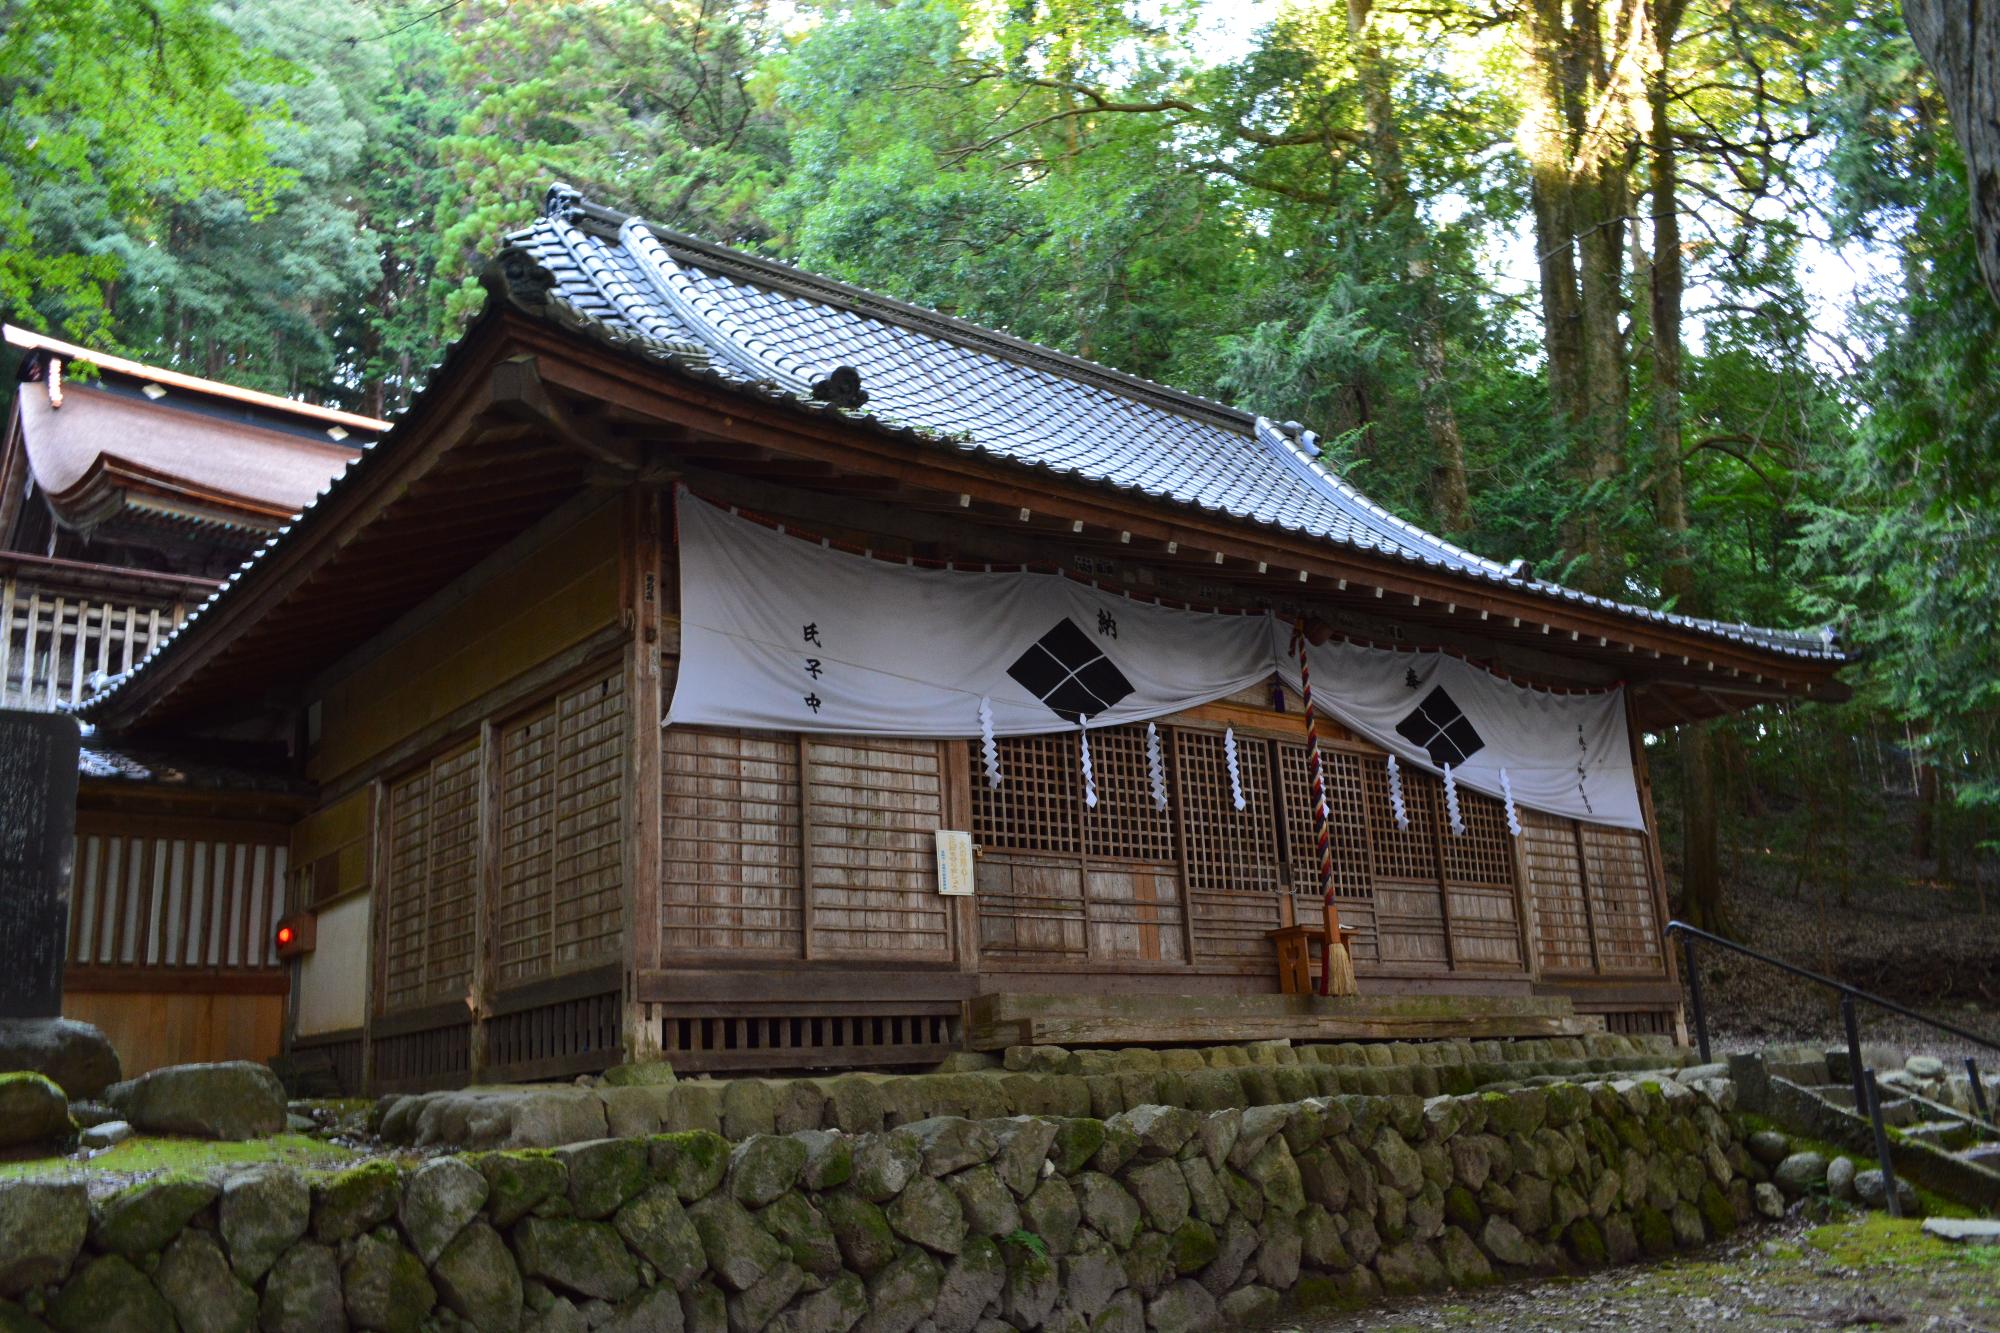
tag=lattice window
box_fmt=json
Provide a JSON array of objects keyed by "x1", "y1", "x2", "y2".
[
  {"x1": 1173, "y1": 729, "x2": 1282, "y2": 893},
  {"x1": 1276, "y1": 742, "x2": 1373, "y2": 899},
  {"x1": 380, "y1": 743, "x2": 479, "y2": 1012},
  {"x1": 971, "y1": 734, "x2": 1080, "y2": 854},
  {"x1": 1363, "y1": 758, "x2": 1440, "y2": 881},
  {"x1": 1442, "y1": 788, "x2": 1515, "y2": 887},
  {"x1": 661, "y1": 727, "x2": 802, "y2": 956},
  {"x1": 1082, "y1": 726, "x2": 1176, "y2": 862}
]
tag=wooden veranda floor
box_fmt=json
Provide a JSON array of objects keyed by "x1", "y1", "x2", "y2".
[{"x1": 967, "y1": 990, "x2": 1600, "y2": 1050}]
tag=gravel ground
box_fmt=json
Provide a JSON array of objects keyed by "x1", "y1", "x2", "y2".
[{"x1": 1274, "y1": 1210, "x2": 2000, "y2": 1332}]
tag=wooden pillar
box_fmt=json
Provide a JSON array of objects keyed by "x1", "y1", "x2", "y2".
[
  {"x1": 621, "y1": 487, "x2": 665, "y2": 1061},
  {"x1": 470, "y1": 720, "x2": 500, "y2": 1082},
  {"x1": 1625, "y1": 690, "x2": 1678, "y2": 984}
]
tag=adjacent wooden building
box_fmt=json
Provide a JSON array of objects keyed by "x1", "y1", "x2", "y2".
[
  {"x1": 2, "y1": 326, "x2": 383, "y2": 1072},
  {"x1": 70, "y1": 189, "x2": 1851, "y2": 1092}
]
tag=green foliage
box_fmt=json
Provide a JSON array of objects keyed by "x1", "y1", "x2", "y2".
[
  {"x1": 10, "y1": 0, "x2": 1998, "y2": 850},
  {"x1": 0, "y1": 0, "x2": 295, "y2": 338}
]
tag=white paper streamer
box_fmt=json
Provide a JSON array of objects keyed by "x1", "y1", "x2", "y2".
[
  {"x1": 1080, "y1": 726, "x2": 1098, "y2": 809},
  {"x1": 1500, "y1": 766, "x2": 1523, "y2": 836},
  {"x1": 1224, "y1": 727, "x2": 1247, "y2": 811},
  {"x1": 978, "y1": 697, "x2": 1003, "y2": 789},
  {"x1": 1443, "y1": 762, "x2": 1466, "y2": 836},
  {"x1": 1386, "y1": 754, "x2": 1410, "y2": 830},
  {"x1": 1146, "y1": 721, "x2": 1169, "y2": 811}
]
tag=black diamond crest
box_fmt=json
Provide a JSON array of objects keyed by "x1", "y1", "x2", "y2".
[
  {"x1": 1006, "y1": 618, "x2": 1135, "y2": 722},
  {"x1": 1394, "y1": 686, "x2": 1486, "y2": 768}
]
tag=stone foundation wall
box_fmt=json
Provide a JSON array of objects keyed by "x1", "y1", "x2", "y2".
[
  {"x1": 0, "y1": 1072, "x2": 1753, "y2": 1333},
  {"x1": 376, "y1": 1034, "x2": 1690, "y2": 1151}
]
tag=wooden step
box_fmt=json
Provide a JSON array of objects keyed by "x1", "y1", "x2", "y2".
[{"x1": 966, "y1": 990, "x2": 1600, "y2": 1050}]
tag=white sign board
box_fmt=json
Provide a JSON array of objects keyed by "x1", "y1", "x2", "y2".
[{"x1": 934, "y1": 830, "x2": 976, "y2": 896}]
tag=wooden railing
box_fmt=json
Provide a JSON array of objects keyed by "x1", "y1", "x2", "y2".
[{"x1": 0, "y1": 559, "x2": 203, "y2": 710}]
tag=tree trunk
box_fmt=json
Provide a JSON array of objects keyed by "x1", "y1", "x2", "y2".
[
  {"x1": 1902, "y1": 1, "x2": 2000, "y2": 307},
  {"x1": 1347, "y1": 0, "x2": 1472, "y2": 532},
  {"x1": 1680, "y1": 724, "x2": 1725, "y2": 933},
  {"x1": 1516, "y1": 0, "x2": 1649, "y2": 593}
]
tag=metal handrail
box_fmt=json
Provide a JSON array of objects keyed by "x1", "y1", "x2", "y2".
[
  {"x1": 1666, "y1": 920, "x2": 2000, "y2": 1060},
  {"x1": 1667, "y1": 919, "x2": 2000, "y2": 1218}
]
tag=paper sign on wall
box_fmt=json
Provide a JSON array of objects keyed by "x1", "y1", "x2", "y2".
[{"x1": 934, "y1": 831, "x2": 976, "y2": 896}]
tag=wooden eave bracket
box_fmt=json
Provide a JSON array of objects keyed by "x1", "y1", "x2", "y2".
[{"x1": 488, "y1": 354, "x2": 645, "y2": 474}]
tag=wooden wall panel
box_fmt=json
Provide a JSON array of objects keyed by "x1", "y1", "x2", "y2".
[
  {"x1": 1372, "y1": 883, "x2": 1449, "y2": 965},
  {"x1": 551, "y1": 673, "x2": 626, "y2": 972},
  {"x1": 311, "y1": 503, "x2": 621, "y2": 784},
  {"x1": 68, "y1": 829, "x2": 286, "y2": 976},
  {"x1": 805, "y1": 737, "x2": 951, "y2": 960},
  {"x1": 974, "y1": 857, "x2": 1086, "y2": 962},
  {"x1": 496, "y1": 704, "x2": 558, "y2": 984},
  {"x1": 379, "y1": 744, "x2": 479, "y2": 1012},
  {"x1": 1086, "y1": 866, "x2": 1185, "y2": 963},
  {"x1": 1186, "y1": 889, "x2": 1279, "y2": 970},
  {"x1": 1445, "y1": 885, "x2": 1524, "y2": 969},
  {"x1": 1, "y1": 578, "x2": 188, "y2": 711},
  {"x1": 1173, "y1": 730, "x2": 1282, "y2": 895},
  {"x1": 64, "y1": 991, "x2": 282, "y2": 1077},
  {"x1": 661, "y1": 727, "x2": 802, "y2": 957},
  {"x1": 1579, "y1": 824, "x2": 1664, "y2": 974},
  {"x1": 1519, "y1": 809, "x2": 1594, "y2": 973}
]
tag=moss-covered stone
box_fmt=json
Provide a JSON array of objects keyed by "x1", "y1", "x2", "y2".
[
  {"x1": 153, "y1": 1230, "x2": 256, "y2": 1333},
  {"x1": 1168, "y1": 1218, "x2": 1219, "y2": 1273},
  {"x1": 431, "y1": 1222, "x2": 521, "y2": 1333},
  {"x1": 868, "y1": 1247, "x2": 946, "y2": 1332},
  {"x1": 1564, "y1": 1216, "x2": 1608, "y2": 1266},
  {"x1": 934, "y1": 1235, "x2": 1007, "y2": 1332},
  {"x1": 46, "y1": 1254, "x2": 173, "y2": 1333},
  {"x1": 887, "y1": 1173, "x2": 967, "y2": 1255},
  {"x1": 476, "y1": 1151, "x2": 567, "y2": 1227},
  {"x1": 0, "y1": 1179, "x2": 87, "y2": 1296},
  {"x1": 687, "y1": 1194, "x2": 784, "y2": 1292},
  {"x1": 1051, "y1": 1117, "x2": 1107, "y2": 1174},
  {"x1": 217, "y1": 1167, "x2": 309, "y2": 1284},
  {"x1": 553, "y1": 1138, "x2": 649, "y2": 1219},
  {"x1": 1633, "y1": 1205, "x2": 1675, "y2": 1257},
  {"x1": 398, "y1": 1158, "x2": 487, "y2": 1265},
  {"x1": 1442, "y1": 1184, "x2": 1482, "y2": 1231},
  {"x1": 851, "y1": 1130, "x2": 922, "y2": 1202},
  {"x1": 0, "y1": 1073, "x2": 70, "y2": 1152},
  {"x1": 1022, "y1": 1175, "x2": 1082, "y2": 1256},
  {"x1": 91, "y1": 1172, "x2": 217, "y2": 1257},
  {"x1": 757, "y1": 1190, "x2": 842, "y2": 1280},
  {"x1": 341, "y1": 1231, "x2": 434, "y2": 1333},
  {"x1": 720, "y1": 1080, "x2": 777, "y2": 1140},
  {"x1": 824, "y1": 1076, "x2": 885, "y2": 1135},
  {"x1": 258, "y1": 1242, "x2": 343, "y2": 1333},
  {"x1": 649, "y1": 1130, "x2": 729, "y2": 1203},
  {"x1": 1698, "y1": 1181, "x2": 1735, "y2": 1239},
  {"x1": 512, "y1": 1217, "x2": 639, "y2": 1302},
  {"x1": 1001, "y1": 1234, "x2": 1060, "y2": 1328},
  {"x1": 823, "y1": 1192, "x2": 898, "y2": 1276},
  {"x1": 311, "y1": 1160, "x2": 403, "y2": 1243},
  {"x1": 613, "y1": 1181, "x2": 705, "y2": 1286}
]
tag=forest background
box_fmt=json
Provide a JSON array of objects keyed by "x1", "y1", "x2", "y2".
[{"x1": 3, "y1": 0, "x2": 1996, "y2": 946}]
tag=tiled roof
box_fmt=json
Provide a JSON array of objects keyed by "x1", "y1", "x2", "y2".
[
  {"x1": 514, "y1": 188, "x2": 1842, "y2": 663},
  {"x1": 71, "y1": 186, "x2": 1843, "y2": 725}
]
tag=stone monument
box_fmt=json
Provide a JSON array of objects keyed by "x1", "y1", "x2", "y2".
[
  {"x1": 0, "y1": 710, "x2": 80, "y2": 1019},
  {"x1": 0, "y1": 710, "x2": 118, "y2": 1099}
]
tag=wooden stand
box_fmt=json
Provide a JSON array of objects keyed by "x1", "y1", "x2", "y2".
[{"x1": 1265, "y1": 897, "x2": 1358, "y2": 997}]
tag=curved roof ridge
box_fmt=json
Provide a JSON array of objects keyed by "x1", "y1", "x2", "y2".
[
  {"x1": 1251, "y1": 417, "x2": 1516, "y2": 579},
  {"x1": 548, "y1": 188, "x2": 1255, "y2": 434}
]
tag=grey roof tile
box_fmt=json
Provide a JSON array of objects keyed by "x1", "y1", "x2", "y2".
[{"x1": 508, "y1": 194, "x2": 1842, "y2": 663}]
